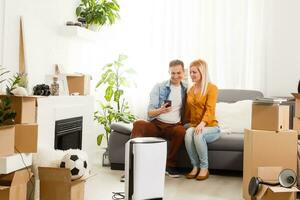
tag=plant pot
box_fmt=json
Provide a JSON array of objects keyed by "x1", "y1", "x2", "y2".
[
  {"x1": 102, "y1": 148, "x2": 110, "y2": 167},
  {"x1": 88, "y1": 24, "x2": 100, "y2": 32}
]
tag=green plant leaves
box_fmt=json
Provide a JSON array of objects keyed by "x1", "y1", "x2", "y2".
[
  {"x1": 76, "y1": 7, "x2": 82, "y2": 16},
  {"x1": 94, "y1": 54, "x2": 136, "y2": 146},
  {"x1": 0, "y1": 97, "x2": 16, "y2": 125},
  {"x1": 76, "y1": 0, "x2": 120, "y2": 28},
  {"x1": 97, "y1": 134, "x2": 104, "y2": 146},
  {"x1": 6, "y1": 73, "x2": 21, "y2": 95},
  {"x1": 113, "y1": 89, "x2": 123, "y2": 102},
  {"x1": 96, "y1": 68, "x2": 112, "y2": 88},
  {"x1": 0, "y1": 67, "x2": 9, "y2": 84},
  {"x1": 105, "y1": 86, "x2": 113, "y2": 101}
]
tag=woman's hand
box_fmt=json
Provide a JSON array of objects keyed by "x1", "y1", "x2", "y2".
[{"x1": 194, "y1": 121, "x2": 206, "y2": 135}]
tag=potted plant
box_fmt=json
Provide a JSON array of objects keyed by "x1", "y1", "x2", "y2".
[
  {"x1": 76, "y1": 0, "x2": 120, "y2": 30},
  {"x1": 0, "y1": 67, "x2": 17, "y2": 124},
  {"x1": 94, "y1": 54, "x2": 136, "y2": 166},
  {"x1": 0, "y1": 67, "x2": 17, "y2": 156},
  {"x1": 0, "y1": 97, "x2": 16, "y2": 125}
]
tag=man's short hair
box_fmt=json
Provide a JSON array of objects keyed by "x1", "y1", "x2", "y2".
[{"x1": 169, "y1": 59, "x2": 184, "y2": 71}]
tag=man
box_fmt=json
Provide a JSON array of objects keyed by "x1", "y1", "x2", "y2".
[{"x1": 131, "y1": 59, "x2": 187, "y2": 177}]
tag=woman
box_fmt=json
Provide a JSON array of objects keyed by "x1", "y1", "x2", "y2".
[{"x1": 184, "y1": 59, "x2": 220, "y2": 181}]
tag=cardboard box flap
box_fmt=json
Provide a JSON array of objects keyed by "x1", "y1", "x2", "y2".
[
  {"x1": 256, "y1": 166, "x2": 299, "y2": 198},
  {"x1": 0, "y1": 95, "x2": 37, "y2": 100},
  {"x1": 269, "y1": 186, "x2": 300, "y2": 193},
  {"x1": 66, "y1": 73, "x2": 91, "y2": 78},
  {"x1": 71, "y1": 179, "x2": 85, "y2": 186},
  {"x1": 256, "y1": 185, "x2": 269, "y2": 199},
  {"x1": 0, "y1": 169, "x2": 32, "y2": 187},
  {"x1": 0, "y1": 186, "x2": 10, "y2": 190},
  {"x1": 0, "y1": 172, "x2": 15, "y2": 186},
  {"x1": 66, "y1": 73, "x2": 85, "y2": 77},
  {"x1": 258, "y1": 166, "x2": 282, "y2": 182},
  {"x1": 11, "y1": 169, "x2": 32, "y2": 186},
  {"x1": 292, "y1": 93, "x2": 300, "y2": 98},
  {"x1": 70, "y1": 171, "x2": 96, "y2": 186},
  {"x1": 0, "y1": 125, "x2": 14, "y2": 130},
  {"x1": 245, "y1": 128, "x2": 297, "y2": 134},
  {"x1": 255, "y1": 167, "x2": 282, "y2": 198},
  {"x1": 39, "y1": 167, "x2": 71, "y2": 183}
]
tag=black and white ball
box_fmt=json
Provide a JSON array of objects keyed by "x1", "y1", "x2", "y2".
[{"x1": 60, "y1": 153, "x2": 88, "y2": 180}]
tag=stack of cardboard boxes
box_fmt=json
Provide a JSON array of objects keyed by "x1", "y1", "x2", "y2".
[
  {"x1": 292, "y1": 93, "x2": 300, "y2": 133},
  {"x1": 243, "y1": 102, "x2": 299, "y2": 200},
  {"x1": 0, "y1": 95, "x2": 38, "y2": 200}
]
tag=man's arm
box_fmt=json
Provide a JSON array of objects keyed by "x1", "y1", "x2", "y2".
[
  {"x1": 147, "y1": 83, "x2": 171, "y2": 119},
  {"x1": 148, "y1": 103, "x2": 171, "y2": 118}
]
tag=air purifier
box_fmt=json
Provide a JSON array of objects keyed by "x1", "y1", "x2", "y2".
[{"x1": 125, "y1": 137, "x2": 167, "y2": 200}]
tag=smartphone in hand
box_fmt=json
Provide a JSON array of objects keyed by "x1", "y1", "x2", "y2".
[{"x1": 164, "y1": 100, "x2": 172, "y2": 108}]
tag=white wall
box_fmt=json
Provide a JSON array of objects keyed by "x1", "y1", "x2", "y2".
[
  {"x1": 1, "y1": 0, "x2": 122, "y2": 92},
  {"x1": 264, "y1": 0, "x2": 300, "y2": 96},
  {"x1": 2, "y1": 0, "x2": 300, "y2": 96},
  {"x1": 1, "y1": 0, "x2": 117, "y2": 160}
]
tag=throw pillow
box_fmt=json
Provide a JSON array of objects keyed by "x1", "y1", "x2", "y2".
[{"x1": 216, "y1": 100, "x2": 252, "y2": 133}]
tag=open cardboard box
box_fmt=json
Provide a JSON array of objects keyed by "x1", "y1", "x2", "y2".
[
  {"x1": 0, "y1": 95, "x2": 37, "y2": 124},
  {"x1": 0, "y1": 125, "x2": 15, "y2": 156},
  {"x1": 243, "y1": 129, "x2": 298, "y2": 200},
  {"x1": 0, "y1": 168, "x2": 33, "y2": 200},
  {"x1": 254, "y1": 166, "x2": 299, "y2": 200},
  {"x1": 66, "y1": 73, "x2": 91, "y2": 96},
  {"x1": 38, "y1": 167, "x2": 86, "y2": 200},
  {"x1": 252, "y1": 103, "x2": 290, "y2": 131},
  {"x1": 15, "y1": 123, "x2": 38, "y2": 153}
]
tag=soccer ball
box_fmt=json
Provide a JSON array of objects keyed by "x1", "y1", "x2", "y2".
[{"x1": 60, "y1": 153, "x2": 88, "y2": 180}]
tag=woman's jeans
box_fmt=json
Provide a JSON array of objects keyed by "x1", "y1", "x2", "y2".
[{"x1": 185, "y1": 126, "x2": 221, "y2": 169}]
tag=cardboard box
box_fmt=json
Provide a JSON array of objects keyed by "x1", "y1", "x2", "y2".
[
  {"x1": 243, "y1": 129, "x2": 298, "y2": 200},
  {"x1": 39, "y1": 167, "x2": 85, "y2": 200},
  {"x1": 252, "y1": 104, "x2": 289, "y2": 131},
  {"x1": 293, "y1": 117, "x2": 300, "y2": 133},
  {"x1": 0, "y1": 153, "x2": 32, "y2": 174},
  {"x1": 292, "y1": 93, "x2": 300, "y2": 117},
  {"x1": 254, "y1": 167, "x2": 299, "y2": 200},
  {"x1": 66, "y1": 74, "x2": 91, "y2": 96},
  {"x1": 0, "y1": 95, "x2": 37, "y2": 124},
  {"x1": 0, "y1": 168, "x2": 33, "y2": 200},
  {"x1": 15, "y1": 124, "x2": 38, "y2": 153},
  {"x1": 0, "y1": 126, "x2": 15, "y2": 156}
]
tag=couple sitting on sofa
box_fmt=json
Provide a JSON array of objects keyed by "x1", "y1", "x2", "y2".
[{"x1": 131, "y1": 59, "x2": 220, "y2": 180}]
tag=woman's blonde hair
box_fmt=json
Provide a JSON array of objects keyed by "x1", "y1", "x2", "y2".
[{"x1": 190, "y1": 59, "x2": 210, "y2": 95}]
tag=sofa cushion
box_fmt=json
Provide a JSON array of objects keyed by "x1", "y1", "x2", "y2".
[
  {"x1": 110, "y1": 122, "x2": 133, "y2": 136},
  {"x1": 216, "y1": 100, "x2": 252, "y2": 133},
  {"x1": 208, "y1": 132, "x2": 244, "y2": 151}
]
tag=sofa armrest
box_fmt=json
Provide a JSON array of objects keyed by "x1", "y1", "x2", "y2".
[{"x1": 110, "y1": 122, "x2": 133, "y2": 136}]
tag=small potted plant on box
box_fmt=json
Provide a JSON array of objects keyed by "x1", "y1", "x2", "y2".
[
  {"x1": 94, "y1": 54, "x2": 136, "y2": 166},
  {"x1": 76, "y1": 0, "x2": 120, "y2": 31}
]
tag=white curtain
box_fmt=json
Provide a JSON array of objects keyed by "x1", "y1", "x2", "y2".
[{"x1": 92, "y1": 0, "x2": 267, "y2": 119}]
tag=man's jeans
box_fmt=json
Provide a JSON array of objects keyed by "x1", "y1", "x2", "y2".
[{"x1": 185, "y1": 126, "x2": 221, "y2": 169}]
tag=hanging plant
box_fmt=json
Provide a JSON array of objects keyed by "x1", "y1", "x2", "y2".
[{"x1": 76, "y1": 0, "x2": 120, "y2": 29}]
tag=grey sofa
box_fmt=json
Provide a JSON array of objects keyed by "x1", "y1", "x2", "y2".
[{"x1": 108, "y1": 89, "x2": 263, "y2": 171}]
